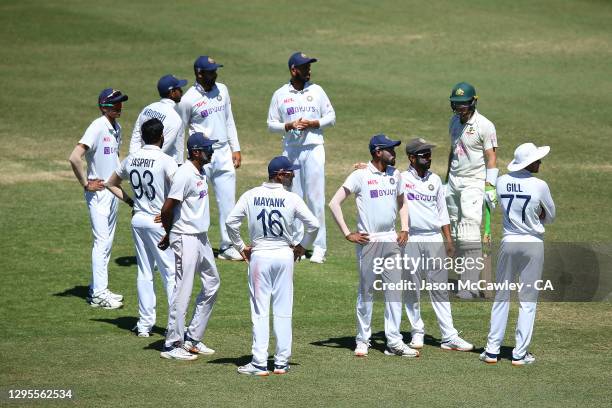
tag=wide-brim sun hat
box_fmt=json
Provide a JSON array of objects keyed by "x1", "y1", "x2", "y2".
[{"x1": 507, "y1": 142, "x2": 550, "y2": 172}]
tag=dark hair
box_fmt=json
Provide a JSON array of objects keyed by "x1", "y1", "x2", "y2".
[{"x1": 141, "y1": 118, "x2": 164, "y2": 145}]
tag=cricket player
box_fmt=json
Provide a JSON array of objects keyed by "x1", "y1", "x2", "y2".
[
  {"x1": 445, "y1": 82, "x2": 499, "y2": 298},
  {"x1": 267, "y1": 51, "x2": 336, "y2": 263},
  {"x1": 401, "y1": 138, "x2": 474, "y2": 352},
  {"x1": 177, "y1": 56, "x2": 243, "y2": 261},
  {"x1": 158, "y1": 133, "x2": 220, "y2": 361},
  {"x1": 129, "y1": 74, "x2": 187, "y2": 163},
  {"x1": 480, "y1": 142, "x2": 555, "y2": 366},
  {"x1": 329, "y1": 134, "x2": 418, "y2": 358},
  {"x1": 226, "y1": 156, "x2": 320, "y2": 376},
  {"x1": 105, "y1": 118, "x2": 178, "y2": 337},
  {"x1": 68, "y1": 88, "x2": 128, "y2": 310}
]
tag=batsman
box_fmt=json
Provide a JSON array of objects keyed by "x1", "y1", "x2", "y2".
[{"x1": 445, "y1": 82, "x2": 498, "y2": 299}]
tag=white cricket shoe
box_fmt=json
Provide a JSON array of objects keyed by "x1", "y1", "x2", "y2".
[
  {"x1": 512, "y1": 352, "x2": 536, "y2": 366},
  {"x1": 160, "y1": 347, "x2": 198, "y2": 361},
  {"x1": 237, "y1": 363, "x2": 269, "y2": 376},
  {"x1": 384, "y1": 342, "x2": 420, "y2": 358},
  {"x1": 440, "y1": 335, "x2": 474, "y2": 351},
  {"x1": 218, "y1": 247, "x2": 244, "y2": 261},
  {"x1": 89, "y1": 292, "x2": 123, "y2": 310},
  {"x1": 354, "y1": 341, "x2": 370, "y2": 357},
  {"x1": 409, "y1": 333, "x2": 424, "y2": 349},
  {"x1": 183, "y1": 340, "x2": 215, "y2": 355},
  {"x1": 273, "y1": 364, "x2": 290, "y2": 375},
  {"x1": 87, "y1": 289, "x2": 123, "y2": 303},
  {"x1": 132, "y1": 325, "x2": 150, "y2": 337},
  {"x1": 479, "y1": 351, "x2": 498, "y2": 364},
  {"x1": 310, "y1": 247, "x2": 326, "y2": 264}
]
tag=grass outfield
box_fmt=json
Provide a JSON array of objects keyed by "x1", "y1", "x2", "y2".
[{"x1": 1, "y1": 0, "x2": 611, "y2": 406}]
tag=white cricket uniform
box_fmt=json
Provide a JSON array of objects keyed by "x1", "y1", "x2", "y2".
[
  {"x1": 164, "y1": 161, "x2": 220, "y2": 348},
  {"x1": 115, "y1": 145, "x2": 178, "y2": 333},
  {"x1": 129, "y1": 99, "x2": 185, "y2": 163},
  {"x1": 225, "y1": 182, "x2": 319, "y2": 367},
  {"x1": 177, "y1": 82, "x2": 240, "y2": 251},
  {"x1": 401, "y1": 166, "x2": 458, "y2": 341},
  {"x1": 79, "y1": 115, "x2": 121, "y2": 297},
  {"x1": 485, "y1": 170, "x2": 555, "y2": 359},
  {"x1": 342, "y1": 163, "x2": 405, "y2": 346},
  {"x1": 267, "y1": 81, "x2": 335, "y2": 253}
]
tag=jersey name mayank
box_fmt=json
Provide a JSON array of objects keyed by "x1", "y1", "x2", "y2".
[{"x1": 253, "y1": 197, "x2": 286, "y2": 208}]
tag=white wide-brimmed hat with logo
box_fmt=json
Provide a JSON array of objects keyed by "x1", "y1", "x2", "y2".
[{"x1": 507, "y1": 142, "x2": 551, "y2": 172}]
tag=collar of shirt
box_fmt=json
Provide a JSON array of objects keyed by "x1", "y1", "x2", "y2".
[
  {"x1": 185, "y1": 160, "x2": 206, "y2": 177},
  {"x1": 159, "y1": 98, "x2": 176, "y2": 106},
  {"x1": 287, "y1": 81, "x2": 311, "y2": 94},
  {"x1": 465, "y1": 109, "x2": 480, "y2": 126},
  {"x1": 141, "y1": 145, "x2": 161, "y2": 151},
  {"x1": 408, "y1": 165, "x2": 431, "y2": 181},
  {"x1": 262, "y1": 182, "x2": 284, "y2": 189},
  {"x1": 102, "y1": 115, "x2": 120, "y2": 135},
  {"x1": 195, "y1": 82, "x2": 218, "y2": 95},
  {"x1": 367, "y1": 161, "x2": 395, "y2": 176}
]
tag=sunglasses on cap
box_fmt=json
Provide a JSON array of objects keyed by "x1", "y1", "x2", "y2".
[{"x1": 413, "y1": 151, "x2": 431, "y2": 158}]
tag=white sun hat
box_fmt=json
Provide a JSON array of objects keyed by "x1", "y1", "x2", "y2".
[{"x1": 507, "y1": 143, "x2": 550, "y2": 172}]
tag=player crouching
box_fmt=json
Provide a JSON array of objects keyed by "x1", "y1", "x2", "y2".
[{"x1": 226, "y1": 156, "x2": 319, "y2": 375}]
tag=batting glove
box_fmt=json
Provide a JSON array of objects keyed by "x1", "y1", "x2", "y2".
[{"x1": 484, "y1": 184, "x2": 497, "y2": 209}]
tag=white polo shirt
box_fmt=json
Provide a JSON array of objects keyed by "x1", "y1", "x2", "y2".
[
  {"x1": 168, "y1": 160, "x2": 210, "y2": 235},
  {"x1": 267, "y1": 81, "x2": 335, "y2": 148},
  {"x1": 497, "y1": 170, "x2": 556, "y2": 241},
  {"x1": 116, "y1": 145, "x2": 178, "y2": 225},
  {"x1": 401, "y1": 166, "x2": 449, "y2": 235},
  {"x1": 129, "y1": 98, "x2": 185, "y2": 164},
  {"x1": 449, "y1": 109, "x2": 497, "y2": 179},
  {"x1": 226, "y1": 182, "x2": 320, "y2": 253},
  {"x1": 177, "y1": 82, "x2": 240, "y2": 152},
  {"x1": 342, "y1": 162, "x2": 404, "y2": 240},
  {"x1": 79, "y1": 115, "x2": 121, "y2": 182}
]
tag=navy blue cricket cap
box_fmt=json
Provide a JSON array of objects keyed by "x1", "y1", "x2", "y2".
[
  {"x1": 268, "y1": 156, "x2": 300, "y2": 177},
  {"x1": 369, "y1": 134, "x2": 401, "y2": 153},
  {"x1": 98, "y1": 88, "x2": 128, "y2": 106},
  {"x1": 187, "y1": 133, "x2": 217, "y2": 151},
  {"x1": 194, "y1": 56, "x2": 223, "y2": 71},
  {"x1": 157, "y1": 74, "x2": 188, "y2": 97},
  {"x1": 288, "y1": 52, "x2": 318, "y2": 69}
]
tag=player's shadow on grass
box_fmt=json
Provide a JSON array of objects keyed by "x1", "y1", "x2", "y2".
[
  {"x1": 53, "y1": 285, "x2": 89, "y2": 300},
  {"x1": 207, "y1": 355, "x2": 301, "y2": 368},
  {"x1": 91, "y1": 316, "x2": 166, "y2": 336},
  {"x1": 310, "y1": 331, "x2": 388, "y2": 353},
  {"x1": 115, "y1": 256, "x2": 137, "y2": 267}
]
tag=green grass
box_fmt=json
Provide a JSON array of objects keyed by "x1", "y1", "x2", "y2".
[{"x1": 1, "y1": 0, "x2": 612, "y2": 406}]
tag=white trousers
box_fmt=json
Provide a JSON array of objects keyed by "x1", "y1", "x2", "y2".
[
  {"x1": 283, "y1": 144, "x2": 326, "y2": 251},
  {"x1": 403, "y1": 234, "x2": 458, "y2": 341},
  {"x1": 85, "y1": 189, "x2": 118, "y2": 297},
  {"x1": 248, "y1": 249, "x2": 294, "y2": 367},
  {"x1": 204, "y1": 143, "x2": 236, "y2": 250},
  {"x1": 446, "y1": 174, "x2": 484, "y2": 293},
  {"x1": 485, "y1": 239, "x2": 544, "y2": 359},
  {"x1": 355, "y1": 242, "x2": 403, "y2": 347},
  {"x1": 165, "y1": 233, "x2": 220, "y2": 347},
  {"x1": 131, "y1": 215, "x2": 175, "y2": 332}
]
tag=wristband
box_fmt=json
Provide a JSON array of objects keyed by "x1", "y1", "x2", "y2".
[{"x1": 485, "y1": 168, "x2": 499, "y2": 185}]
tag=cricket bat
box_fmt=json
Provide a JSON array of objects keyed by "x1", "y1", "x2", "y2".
[{"x1": 482, "y1": 203, "x2": 494, "y2": 299}]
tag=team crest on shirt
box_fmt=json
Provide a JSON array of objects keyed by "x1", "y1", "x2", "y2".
[
  {"x1": 307, "y1": 95, "x2": 313, "y2": 102},
  {"x1": 217, "y1": 94, "x2": 222, "y2": 101},
  {"x1": 389, "y1": 178, "x2": 396, "y2": 185},
  {"x1": 428, "y1": 184, "x2": 434, "y2": 191}
]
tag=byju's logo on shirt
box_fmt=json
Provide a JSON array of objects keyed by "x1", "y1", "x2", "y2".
[
  {"x1": 370, "y1": 189, "x2": 396, "y2": 198},
  {"x1": 286, "y1": 106, "x2": 316, "y2": 116},
  {"x1": 103, "y1": 147, "x2": 118, "y2": 155},
  {"x1": 199, "y1": 190, "x2": 208, "y2": 199},
  {"x1": 406, "y1": 192, "x2": 436, "y2": 201}
]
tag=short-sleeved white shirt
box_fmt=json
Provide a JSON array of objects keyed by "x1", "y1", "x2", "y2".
[
  {"x1": 342, "y1": 162, "x2": 404, "y2": 237},
  {"x1": 130, "y1": 99, "x2": 185, "y2": 163},
  {"x1": 168, "y1": 161, "x2": 210, "y2": 234},
  {"x1": 267, "y1": 82, "x2": 336, "y2": 148},
  {"x1": 78, "y1": 115, "x2": 121, "y2": 182},
  {"x1": 177, "y1": 82, "x2": 240, "y2": 152},
  {"x1": 449, "y1": 110, "x2": 497, "y2": 179},
  {"x1": 401, "y1": 166, "x2": 449, "y2": 234},
  {"x1": 116, "y1": 145, "x2": 178, "y2": 222},
  {"x1": 497, "y1": 170, "x2": 556, "y2": 241},
  {"x1": 225, "y1": 182, "x2": 319, "y2": 253}
]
